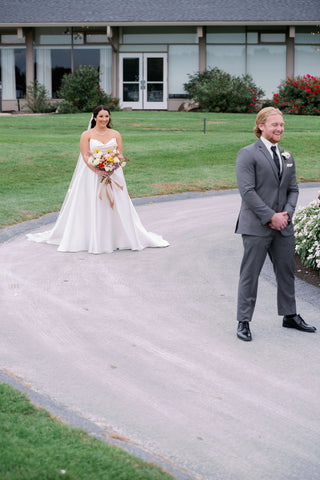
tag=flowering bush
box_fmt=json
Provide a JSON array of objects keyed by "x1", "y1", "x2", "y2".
[
  {"x1": 294, "y1": 193, "x2": 320, "y2": 272},
  {"x1": 272, "y1": 74, "x2": 320, "y2": 115},
  {"x1": 184, "y1": 67, "x2": 264, "y2": 113}
]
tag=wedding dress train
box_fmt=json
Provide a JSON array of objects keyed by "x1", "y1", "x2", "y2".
[{"x1": 27, "y1": 138, "x2": 169, "y2": 253}]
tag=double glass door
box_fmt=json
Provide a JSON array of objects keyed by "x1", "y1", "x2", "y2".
[{"x1": 119, "y1": 53, "x2": 167, "y2": 109}]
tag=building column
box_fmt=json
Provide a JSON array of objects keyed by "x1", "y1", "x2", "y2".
[
  {"x1": 286, "y1": 26, "x2": 295, "y2": 78},
  {"x1": 198, "y1": 26, "x2": 206, "y2": 72},
  {"x1": 111, "y1": 27, "x2": 119, "y2": 97},
  {"x1": 25, "y1": 28, "x2": 34, "y2": 87}
]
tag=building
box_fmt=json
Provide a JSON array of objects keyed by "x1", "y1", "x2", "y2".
[{"x1": 0, "y1": 0, "x2": 319, "y2": 112}]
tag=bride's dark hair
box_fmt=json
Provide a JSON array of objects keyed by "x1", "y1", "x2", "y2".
[{"x1": 90, "y1": 105, "x2": 112, "y2": 129}]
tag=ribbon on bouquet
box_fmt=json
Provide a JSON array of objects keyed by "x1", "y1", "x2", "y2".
[{"x1": 98, "y1": 175, "x2": 123, "y2": 209}]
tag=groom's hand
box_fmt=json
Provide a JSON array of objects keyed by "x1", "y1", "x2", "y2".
[{"x1": 268, "y1": 212, "x2": 289, "y2": 231}]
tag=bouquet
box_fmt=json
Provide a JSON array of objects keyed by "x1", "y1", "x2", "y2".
[
  {"x1": 88, "y1": 147, "x2": 130, "y2": 209},
  {"x1": 88, "y1": 147, "x2": 129, "y2": 176}
]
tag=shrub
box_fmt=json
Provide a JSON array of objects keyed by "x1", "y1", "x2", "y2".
[
  {"x1": 271, "y1": 74, "x2": 320, "y2": 115},
  {"x1": 58, "y1": 65, "x2": 120, "y2": 113},
  {"x1": 23, "y1": 80, "x2": 56, "y2": 113},
  {"x1": 294, "y1": 194, "x2": 320, "y2": 272},
  {"x1": 183, "y1": 67, "x2": 264, "y2": 113}
]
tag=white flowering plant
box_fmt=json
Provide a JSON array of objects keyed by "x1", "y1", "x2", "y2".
[{"x1": 293, "y1": 193, "x2": 320, "y2": 272}]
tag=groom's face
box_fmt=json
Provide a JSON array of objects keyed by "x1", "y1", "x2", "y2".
[{"x1": 259, "y1": 114, "x2": 284, "y2": 144}]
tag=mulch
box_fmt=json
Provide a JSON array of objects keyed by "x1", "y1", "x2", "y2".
[{"x1": 295, "y1": 254, "x2": 320, "y2": 289}]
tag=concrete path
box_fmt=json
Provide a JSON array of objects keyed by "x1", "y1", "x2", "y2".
[{"x1": 1, "y1": 185, "x2": 320, "y2": 480}]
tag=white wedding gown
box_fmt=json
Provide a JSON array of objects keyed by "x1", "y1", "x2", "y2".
[{"x1": 27, "y1": 138, "x2": 169, "y2": 253}]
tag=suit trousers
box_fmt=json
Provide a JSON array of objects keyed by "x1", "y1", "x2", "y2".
[{"x1": 237, "y1": 232, "x2": 296, "y2": 322}]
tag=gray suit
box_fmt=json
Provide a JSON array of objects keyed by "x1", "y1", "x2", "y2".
[{"x1": 235, "y1": 138, "x2": 299, "y2": 322}]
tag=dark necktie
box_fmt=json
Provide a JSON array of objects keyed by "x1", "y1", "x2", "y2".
[{"x1": 271, "y1": 146, "x2": 281, "y2": 178}]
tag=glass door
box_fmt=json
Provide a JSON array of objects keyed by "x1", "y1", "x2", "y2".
[
  {"x1": 119, "y1": 54, "x2": 142, "y2": 109},
  {"x1": 143, "y1": 54, "x2": 167, "y2": 109},
  {"x1": 119, "y1": 53, "x2": 167, "y2": 110}
]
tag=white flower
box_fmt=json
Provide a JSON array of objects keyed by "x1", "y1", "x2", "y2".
[{"x1": 281, "y1": 150, "x2": 291, "y2": 159}]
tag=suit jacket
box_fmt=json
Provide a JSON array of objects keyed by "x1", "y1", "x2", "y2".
[{"x1": 235, "y1": 138, "x2": 299, "y2": 237}]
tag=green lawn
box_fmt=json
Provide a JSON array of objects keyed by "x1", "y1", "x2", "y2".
[
  {"x1": 1, "y1": 111, "x2": 319, "y2": 228},
  {"x1": 0, "y1": 383, "x2": 175, "y2": 480}
]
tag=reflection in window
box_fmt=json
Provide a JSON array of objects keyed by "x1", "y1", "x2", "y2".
[
  {"x1": 51, "y1": 49, "x2": 71, "y2": 98},
  {"x1": 1, "y1": 48, "x2": 25, "y2": 99},
  {"x1": 260, "y1": 33, "x2": 286, "y2": 43},
  {"x1": 15, "y1": 49, "x2": 26, "y2": 98},
  {"x1": 295, "y1": 27, "x2": 320, "y2": 45},
  {"x1": 123, "y1": 84, "x2": 139, "y2": 102},
  {"x1": 207, "y1": 27, "x2": 246, "y2": 44},
  {"x1": 147, "y1": 84, "x2": 163, "y2": 102},
  {"x1": 247, "y1": 45, "x2": 286, "y2": 98},
  {"x1": 147, "y1": 57, "x2": 163, "y2": 82},
  {"x1": 169, "y1": 45, "x2": 198, "y2": 97},
  {"x1": 74, "y1": 48, "x2": 100, "y2": 70},
  {"x1": 122, "y1": 26, "x2": 197, "y2": 44},
  {"x1": 206, "y1": 45, "x2": 245, "y2": 76},
  {"x1": 123, "y1": 58, "x2": 140, "y2": 82},
  {"x1": 295, "y1": 45, "x2": 320, "y2": 76}
]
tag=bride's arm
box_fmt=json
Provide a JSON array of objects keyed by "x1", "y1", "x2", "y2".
[
  {"x1": 114, "y1": 131, "x2": 123, "y2": 157},
  {"x1": 79, "y1": 131, "x2": 107, "y2": 176}
]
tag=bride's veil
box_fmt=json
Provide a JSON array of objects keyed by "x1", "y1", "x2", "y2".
[{"x1": 54, "y1": 114, "x2": 93, "y2": 219}]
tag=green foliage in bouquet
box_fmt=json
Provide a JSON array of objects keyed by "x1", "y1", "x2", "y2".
[
  {"x1": 271, "y1": 74, "x2": 320, "y2": 115},
  {"x1": 294, "y1": 196, "x2": 320, "y2": 272},
  {"x1": 23, "y1": 80, "x2": 56, "y2": 113},
  {"x1": 58, "y1": 65, "x2": 120, "y2": 113},
  {"x1": 183, "y1": 67, "x2": 264, "y2": 113}
]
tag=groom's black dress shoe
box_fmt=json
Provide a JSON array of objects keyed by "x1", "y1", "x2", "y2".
[
  {"x1": 283, "y1": 314, "x2": 316, "y2": 332},
  {"x1": 237, "y1": 321, "x2": 252, "y2": 341}
]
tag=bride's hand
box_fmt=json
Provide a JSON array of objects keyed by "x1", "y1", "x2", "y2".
[{"x1": 99, "y1": 171, "x2": 110, "y2": 178}]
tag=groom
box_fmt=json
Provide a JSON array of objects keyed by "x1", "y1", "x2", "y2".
[{"x1": 235, "y1": 107, "x2": 316, "y2": 341}]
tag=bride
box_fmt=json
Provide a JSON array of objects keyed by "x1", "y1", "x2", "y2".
[{"x1": 27, "y1": 105, "x2": 169, "y2": 253}]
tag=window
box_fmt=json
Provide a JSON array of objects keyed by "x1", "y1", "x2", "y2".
[
  {"x1": 122, "y1": 26, "x2": 198, "y2": 44},
  {"x1": 51, "y1": 49, "x2": 71, "y2": 97},
  {"x1": 15, "y1": 48, "x2": 26, "y2": 98},
  {"x1": 35, "y1": 45, "x2": 112, "y2": 97},
  {"x1": 206, "y1": 45, "x2": 245, "y2": 76},
  {"x1": 169, "y1": 45, "x2": 198, "y2": 97},
  {"x1": 247, "y1": 45, "x2": 286, "y2": 98},
  {"x1": 207, "y1": 27, "x2": 246, "y2": 44},
  {"x1": 260, "y1": 33, "x2": 286, "y2": 43},
  {"x1": 295, "y1": 45, "x2": 320, "y2": 77},
  {"x1": 1, "y1": 35, "x2": 25, "y2": 44},
  {"x1": 295, "y1": 27, "x2": 320, "y2": 45},
  {"x1": 35, "y1": 28, "x2": 72, "y2": 45},
  {"x1": 0, "y1": 47, "x2": 25, "y2": 99}
]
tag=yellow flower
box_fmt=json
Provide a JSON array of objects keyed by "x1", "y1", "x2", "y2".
[
  {"x1": 94, "y1": 149, "x2": 101, "y2": 153},
  {"x1": 108, "y1": 156, "x2": 114, "y2": 163}
]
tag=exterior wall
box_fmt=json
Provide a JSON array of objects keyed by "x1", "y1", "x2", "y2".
[{"x1": 1, "y1": 24, "x2": 320, "y2": 112}]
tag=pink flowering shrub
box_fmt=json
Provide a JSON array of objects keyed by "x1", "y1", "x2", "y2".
[{"x1": 272, "y1": 74, "x2": 320, "y2": 115}]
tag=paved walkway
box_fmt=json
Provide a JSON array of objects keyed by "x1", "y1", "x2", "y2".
[{"x1": 1, "y1": 185, "x2": 320, "y2": 480}]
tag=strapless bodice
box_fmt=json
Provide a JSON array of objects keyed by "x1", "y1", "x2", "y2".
[{"x1": 90, "y1": 138, "x2": 117, "y2": 153}]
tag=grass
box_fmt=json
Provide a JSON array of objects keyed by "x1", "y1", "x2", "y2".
[
  {"x1": 0, "y1": 111, "x2": 319, "y2": 228},
  {"x1": 0, "y1": 382, "x2": 175, "y2": 480}
]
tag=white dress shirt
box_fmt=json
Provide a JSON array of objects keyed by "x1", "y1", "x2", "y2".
[{"x1": 260, "y1": 136, "x2": 283, "y2": 174}]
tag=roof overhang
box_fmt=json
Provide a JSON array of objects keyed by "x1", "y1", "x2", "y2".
[{"x1": 0, "y1": 21, "x2": 319, "y2": 28}]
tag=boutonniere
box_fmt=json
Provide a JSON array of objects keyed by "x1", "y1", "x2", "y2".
[{"x1": 281, "y1": 151, "x2": 291, "y2": 160}]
